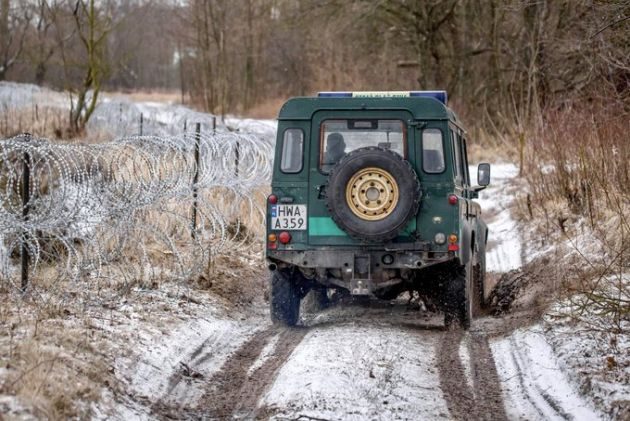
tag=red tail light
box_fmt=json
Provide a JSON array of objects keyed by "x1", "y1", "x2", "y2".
[
  {"x1": 268, "y1": 194, "x2": 278, "y2": 204},
  {"x1": 278, "y1": 231, "x2": 291, "y2": 244},
  {"x1": 448, "y1": 194, "x2": 458, "y2": 205}
]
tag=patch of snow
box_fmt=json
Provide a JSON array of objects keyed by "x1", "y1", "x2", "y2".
[
  {"x1": 474, "y1": 163, "x2": 523, "y2": 272},
  {"x1": 261, "y1": 324, "x2": 449, "y2": 420},
  {"x1": 0, "y1": 395, "x2": 34, "y2": 421},
  {"x1": 224, "y1": 116, "x2": 277, "y2": 141},
  {"x1": 459, "y1": 334, "x2": 474, "y2": 391},
  {"x1": 490, "y1": 325, "x2": 603, "y2": 420}
]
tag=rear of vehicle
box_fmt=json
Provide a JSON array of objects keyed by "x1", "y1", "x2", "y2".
[{"x1": 266, "y1": 91, "x2": 489, "y2": 328}]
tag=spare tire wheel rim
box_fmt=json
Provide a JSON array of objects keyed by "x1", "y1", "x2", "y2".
[{"x1": 345, "y1": 167, "x2": 399, "y2": 221}]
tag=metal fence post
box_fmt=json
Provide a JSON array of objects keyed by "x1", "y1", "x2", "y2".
[
  {"x1": 191, "y1": 123, "x2": 201, "y2": 239},
  {"x1": 20, "y1": 134, "x2": 32, "y2": 293}
]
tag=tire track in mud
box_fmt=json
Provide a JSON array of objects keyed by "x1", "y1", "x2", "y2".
[
  {"x1": 437, "y1": 331, "x2": 476, "y2": 420},
  {"x1": 437, "y1": 330, "x2": 508, "y2": 421},
  {"x1": 468, "y1": 333, "x2": 509, "y2": 421},
  {"x1": 506, "y1": 335, "x2": 572, "y2": 420},
  {"x1": 201, "y1": 326, "x2": 308, "y2": 420},
  {"x1": 149, "y1": 326, "x2": 307, "y2": 420}
]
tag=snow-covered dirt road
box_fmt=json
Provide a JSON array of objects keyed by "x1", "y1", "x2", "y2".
[{"x1": 111, "y1": 298, "x2": 603, "y2": 420}]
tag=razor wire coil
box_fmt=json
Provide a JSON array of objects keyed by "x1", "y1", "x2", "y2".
[{"x1": 0, "y1": 130, "x2": 273, "y2": 301}]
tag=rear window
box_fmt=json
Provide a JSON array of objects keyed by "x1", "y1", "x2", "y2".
[
  {"x1": 422, "y1": 129, "x2": 445, "y2": 173},
  {"x1": 280, "y1": 129, "x2": 304, "y2": 173},
  {"x1": 320, "y1": 119, "x2": 405, "y2": 172}
]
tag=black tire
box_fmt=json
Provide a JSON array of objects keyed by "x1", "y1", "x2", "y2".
[
  {"x1": 472, "y1": 263, "x2": 484, "y2": 316},
  {"x1": 444, "y1": 262, "x2": 473, "y2": 330},
  {"x1": 270, "y1": 270, "x2": 301, "y2": 326},
  {"x1": 326, "y1": 147, "x2": 421, "y2": 242}
]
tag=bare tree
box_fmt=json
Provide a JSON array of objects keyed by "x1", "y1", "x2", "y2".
[
  {"x1": 0, "y1": 0, "x2": 31, "y2": 80},
  {"x1": 62, "y1": 0, "x2": 113, "y2": 133}
]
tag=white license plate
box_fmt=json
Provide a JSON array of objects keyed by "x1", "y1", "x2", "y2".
[{"x1": 271, "y1": 205, "x2": 307, "y2": 230}]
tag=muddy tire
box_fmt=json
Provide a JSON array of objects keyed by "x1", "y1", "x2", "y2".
[
  {"x1": 444, "y1": 263, "x2": 472, "y2": 330},
  {"x1": 325, "y1": 147, "x2": 420, "y2": 242},
  {"x1": 270, "y1": 270, "x2": 301, "y2": 326},
  {"x1": 472, "y1": 263, "x2": 484, "y2": 316}
]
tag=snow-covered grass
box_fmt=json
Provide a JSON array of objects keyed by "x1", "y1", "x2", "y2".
[
  {"x1": 491, "y1": 325, "x2": 603, "y2": 420},
  {"x1": 0, "y1": 81, "x2": 278, "y2": 142}
]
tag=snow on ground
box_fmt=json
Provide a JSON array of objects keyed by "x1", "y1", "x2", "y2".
[
  {"x1": 0, "y1": 81, "x2": 68, "y2": 110},
  {"x1": 224, "y1": 116, "x2": 277, "y2": 140},
  {"x1": 0, "y1": 82, "x2": 277, "y2": 140},
  {"x1": 90, "y1": 285, "x2": 269, "y2": 419},
  {"x1": 261, "y1": 324, "x2": 448, "y2": 420},
  {"x1": 542, "y1": 298, "x2": 630, "y2": 419},
  {"x1": 474, "y1": 163, "x2": 523, "y2": 273},
  {"x1": 491, "y1": 325, "x2": 603, "y2": 420}
]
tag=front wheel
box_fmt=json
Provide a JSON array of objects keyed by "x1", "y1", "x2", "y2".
[{"x1": 270, "y1": 270, "x2": 301, "y2": 326}]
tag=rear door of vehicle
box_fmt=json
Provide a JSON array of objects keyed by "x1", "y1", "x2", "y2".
[{"x1": 307, "y1": 109, "x2": 417, "y2": 246}]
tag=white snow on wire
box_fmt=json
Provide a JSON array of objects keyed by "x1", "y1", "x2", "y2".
[{"x1": 490, "y1": 325, "x2": 602, "y2": 420}]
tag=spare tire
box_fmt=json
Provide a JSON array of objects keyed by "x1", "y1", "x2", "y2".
[{"x1": 326, "y1": 147, "x2": 420, "y2": 242}]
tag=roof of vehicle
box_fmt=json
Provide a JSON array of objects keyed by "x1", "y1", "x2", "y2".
[{"x1": 278, "y1": 94, "x2": 460, "y2": 123}]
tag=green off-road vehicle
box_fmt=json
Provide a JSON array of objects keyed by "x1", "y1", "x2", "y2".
[{"x1": 266, "y1": 91, "x2": 491, "y2": 329}]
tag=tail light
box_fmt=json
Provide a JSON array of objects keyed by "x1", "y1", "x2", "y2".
[
  {"x1": 278, "y1": 231, "x2": 291, "y2": 244},
  {"x1": 448, "y1": 234, "x2": 459, "y2": 251},
  {"x1": 448, "y1": 194, "x2": 458, "y2": 205},
  {"x1": 268, "y1": 194, "x2": 278, "y2": 204}
]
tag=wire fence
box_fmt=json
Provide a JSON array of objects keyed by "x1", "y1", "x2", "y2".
[{"x1": 0, "y1": 129, "x2": 273, "y2": 304}]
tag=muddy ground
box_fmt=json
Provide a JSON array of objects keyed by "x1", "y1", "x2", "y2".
[{"x1": 101, "y1": 273, "x2": 597, "y2": 421}]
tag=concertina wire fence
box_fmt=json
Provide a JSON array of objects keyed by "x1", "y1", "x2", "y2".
[{"x1": 0, "y1": 129, "x2": 273, "y2": 303}]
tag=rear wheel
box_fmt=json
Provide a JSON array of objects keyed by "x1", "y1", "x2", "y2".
[
  {"x1": 472, "y1": 263, "x2": 484, "y2": 316},
  {"x1": 270, "y1": 270, "x2": 301, "y2": 326},
  {"x1": 444, "y1": 261, "x2": 473, "y2": 330}
]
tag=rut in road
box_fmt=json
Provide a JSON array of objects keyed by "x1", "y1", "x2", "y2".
[
  {"x1": 202, "y1": 325, "x2": 308, "y2": 419},
  {"x1": 438, "y1": 330, "x2": 508, "y2": 421}
]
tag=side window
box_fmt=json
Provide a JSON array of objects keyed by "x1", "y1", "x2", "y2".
[
  {"x1": 280, "y1": 129, "x2": 304, "y2": 173},
  {"x1": 451, "y1": 130, "x2": 463, "y2": 184},
  {"x1": 422, "y1": 129, "x2": 445, "y2": 173},
  {"x1": 460, "y1": 136, "x2": 471, "y2": 186}
]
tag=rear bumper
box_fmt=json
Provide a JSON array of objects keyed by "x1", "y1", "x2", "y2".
[
  {"x1": 267, "y1": 248, "x2": 454, "y2": 294},
  {"x1": 267, "y1": 249, "x2": 452, "y2": 270}
]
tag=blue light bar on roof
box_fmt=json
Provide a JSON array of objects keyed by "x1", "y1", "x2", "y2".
[
  {"x1": 409, "y1": 90, "x2": 448, "y2": 104},
  {"x1": 317, "y1": 92, "x2": 353, "y2": 98},
  {"x1": 317, "y1": 90, "x2": 447, "y2": 104}
]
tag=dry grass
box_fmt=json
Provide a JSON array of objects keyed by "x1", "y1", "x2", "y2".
[
  {"x1": 243, "y1": 97, "x2": 285, "y2": 119},
  {"x1": 0, "y1": 106, "x2": 71, "y2": 140},
  {"x1": 513, "y1": 99, "x2": 630, "y2": 332},
  {"x1": 102, "y1": 89, "x2": 188, "y2": 105}
]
